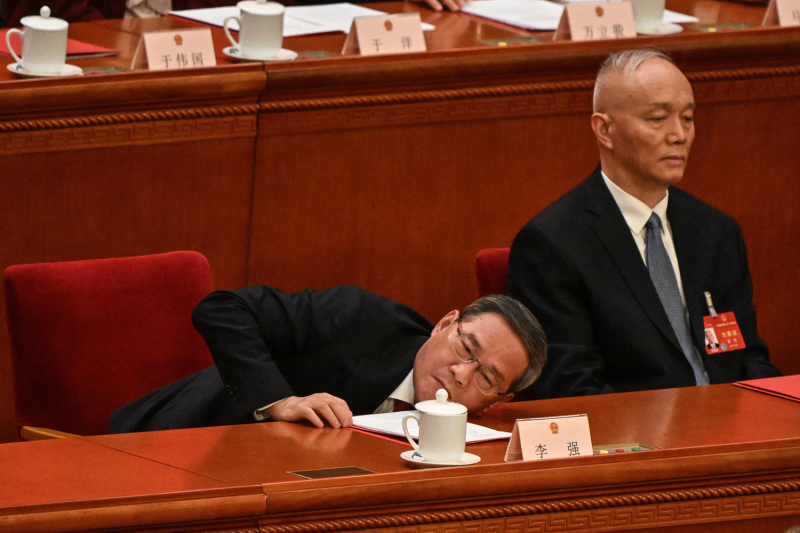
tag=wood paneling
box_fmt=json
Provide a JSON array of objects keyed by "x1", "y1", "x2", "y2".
[
  {"x1": 0, "y1": 385, "x2": 796, "y2": 532},
  {"x1": 0, "y1": 65, "x2": 265, "y2": 443}
]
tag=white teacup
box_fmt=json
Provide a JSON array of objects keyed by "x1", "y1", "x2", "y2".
[
  {"x1": 631, "y1": 0, "x2": 666, "y2": 33},
  {"x1": 223, "y1": 0, "x2": 284, "y2": 60},
  {"x1": 402, "y1": 389, "x2": 467, "y2": 464},
  {"x1": 5, "y1": 6, "x2": 68, "y2": 75}
]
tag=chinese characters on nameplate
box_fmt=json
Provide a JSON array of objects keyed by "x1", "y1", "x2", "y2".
[
  {"x1": 553, "y1": 2, "x2": 636, "y2": 41},
  {"x1": 342, "y1": 13, "x2": 426, "y2": 56},
  {"x1": 136, "y1": 28, "x2": 217, "y2": 71},
  {"x1": 505, "y1": 414, "x2": 593, "y2": 462},
  {"x1": 762, "y1": 0, "x2": 800, "y2": 26}
]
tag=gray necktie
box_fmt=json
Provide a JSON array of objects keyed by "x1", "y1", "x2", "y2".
[{"x1": 645, "y1": 213, "x2": 709, "y2": 385}]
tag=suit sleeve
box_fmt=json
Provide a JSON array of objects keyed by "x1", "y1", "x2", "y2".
[
  {"x1": 508, "y1": 223, "x2": 616, "y2": 399},
  {"x1": 191, "y1": 285, "x2": 363, "y2": 418}
]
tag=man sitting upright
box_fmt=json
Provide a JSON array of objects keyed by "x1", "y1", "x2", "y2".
[{"x1": 508, "y1": 49, "x2": 779, "y2": 399}]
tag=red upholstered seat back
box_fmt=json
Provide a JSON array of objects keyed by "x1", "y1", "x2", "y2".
[
  {"x1": 475, "y1": 248, "x2": 510, "y2": 297},
  {"x1": 4, "y1": 251, "x2": 215, "y2": 436}
]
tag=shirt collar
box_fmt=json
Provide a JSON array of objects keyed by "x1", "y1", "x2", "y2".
[
  {"x1": 390, "y1": 370, "x2": 415, "y2": 405},
  {"x1": 601, "y1": 171, "x2": 669, "y2": 235}
]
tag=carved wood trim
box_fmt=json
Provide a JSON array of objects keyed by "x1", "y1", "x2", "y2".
[
  {"x1": 198, "y1": 527, "x2": 260, "y2": 533},
  {"x1": 687, "y1": 65, "x2": 800, "y2": 84},
  {"x1": 0, "y1": 105, "x2": 260, "y2": 133},
  {"x1": 259, "y1": 80, "x2": 596, "y2": 114},
  {"x1": 260, "y1": 65, "x2": 800, "y2": 115},
  {"x1": 0, "y1": 105, "x2": 259, "y2": 155},
  {"x1": 260, "y1": 479, "x2": 800, "y2": 533},
  {"x1": 258, "y1": 66, "x2": 800, "y2": 135},
  {"x1": 259, "y1": 88, "x2": 593, "y2": 135}
]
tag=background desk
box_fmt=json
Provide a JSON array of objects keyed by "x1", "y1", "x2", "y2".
[
  {"x1": 1, "y1": 3, "x2": 799, "y2": 443},
  {"x1": 2, "y1": 384, "x2": 800, "y2": 532}
]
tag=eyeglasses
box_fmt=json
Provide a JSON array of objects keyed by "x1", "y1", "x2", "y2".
[{"x1": 454, "y1": 319, "x2": 505, "y2": 396}]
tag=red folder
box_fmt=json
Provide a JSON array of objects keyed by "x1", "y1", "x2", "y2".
[
  {"x1": 1, "y1": 29, "x2": 118, "y2": 59},
  {"x1": 734, "y1": 374, "x2": 800, "y2": 402}
]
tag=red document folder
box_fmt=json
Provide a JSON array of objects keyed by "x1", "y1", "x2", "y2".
[
  {"x1": 1, "y1": 29, "x2": 118, "y2": 59},
  {"x1": 735, "y1": 374, "x2": 800, "y2": 402}
]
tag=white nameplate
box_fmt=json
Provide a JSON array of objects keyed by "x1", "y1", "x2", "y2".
[
  {"x1": 763, "y1": 0, "x2": 800, "y2": 26},
  {"x1": 505, "y1": 414, "x2": 593, "y2": 462},
  {"x1": 140, "y1": 28, "x2": 217, "y2": 71},
  {"x1": 342, "y1": 13, "x2": 426, "y2": 56},
  {"x1": 553, "y1": 2, "x2": 636, "y2": 41}
]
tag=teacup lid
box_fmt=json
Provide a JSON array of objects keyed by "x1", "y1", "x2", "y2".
[
  {"x1": 21, "y1": 6, "x2": 69, "y2": 31},
  {"x1": 415, "y1": 389, "x2": 467, "y2": 415},
  {"x1": 237, "y1": 0, "x2": 285, "y2": 15}
]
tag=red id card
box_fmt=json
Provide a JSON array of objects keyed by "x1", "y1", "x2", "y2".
[{"x1": 703, "y1": 312, "x2": 745, "y2": 354}]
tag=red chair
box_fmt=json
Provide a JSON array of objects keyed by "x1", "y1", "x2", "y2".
[
  {"x1": 4, "y1": 251, "x2": 215, "y2": 439},
  {"x1": 475, "y1": 248, "x2": 510, "y2": 297}
]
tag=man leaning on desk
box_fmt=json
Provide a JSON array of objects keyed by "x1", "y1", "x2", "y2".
[
  {"x1": 508, "y1": 49, "x2": 780, "y2": 400},
  {"x1": 111, "y1": 285, "x2": 547, "y2": 432}
]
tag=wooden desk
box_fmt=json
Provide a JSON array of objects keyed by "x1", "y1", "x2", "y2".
[
  {"x1": 1, "y1": 3, "x2": 799, "y2": 443},
  {"x1": 2, "y1": 384, "x2": 800, "y2": 532}
]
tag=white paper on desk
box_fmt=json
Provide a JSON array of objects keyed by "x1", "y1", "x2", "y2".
[
  {"x1": 171, "y1": 7, "x2": 241, "y2": 29},
  {"x1": 462, "y1": 0, "x2": 565, "y2": 31},
  {"x1": 551, "y1": 0, "x2": 699, "y2": 23},
  {"x1": 170, "y1": 6, "x2": 335, "y2": 37},
  {"x1": 662, "y1": 10, "x2": 699, "y2": 23},
  {"x1": 352, "y1": 411, "x2": 512, "y2": 443},
  {"x1": 171, "y1": 3, "x2": 434, "y2": 37},
  {"x1": 287, "y1": 3, "x2": 435, "y2": 32}
]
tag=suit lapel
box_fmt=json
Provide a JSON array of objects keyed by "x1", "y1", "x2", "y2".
[
  {"x1": 338, "y1": 337, "x2": 423, "y2": 415},
  {"x1": 583, "y1": 169, "x2": 683, "y2": 353}
]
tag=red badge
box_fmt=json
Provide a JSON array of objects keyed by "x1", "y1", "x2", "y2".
[{"x1": 702, "y1": 312, "x2": 745, "y2": 355}]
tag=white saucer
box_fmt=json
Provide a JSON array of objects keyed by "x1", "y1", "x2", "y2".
[
  {"x1": 222, "y1": 46, "x2": 298, "y2": 62},
  {"x1": 7, "y1": 62, "x2": 83, "y2": 78},
  {"x1": 637, "y1": 23, "x2": 683, "y2": 35},
  {"x1": 401, "y1": 450, "x2": 481, "y2": 468}
]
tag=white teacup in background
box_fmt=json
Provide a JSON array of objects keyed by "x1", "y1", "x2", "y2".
[
  {"x1": 5, "y1": 6, "x2": 68, "y2": 74},
  {"x1": 224, "y1": 0, "x2": 285, "y2": 59},
  {"x1": 631, "y1": 0, "x2": 666, "y2": 33},
  {"x1": 402, "y1": 389, "x2": 467, "y2": 464}
]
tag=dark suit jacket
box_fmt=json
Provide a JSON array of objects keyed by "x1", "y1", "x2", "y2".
[
  {"x1": 111, "y1": 285, "x2": 431, "y2": 432},
  {"x1": 508, "y1": 166, "x2": 780, "y2": 399}
]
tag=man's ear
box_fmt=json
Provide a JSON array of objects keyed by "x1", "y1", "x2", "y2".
[
  {"x1": 473, "y1": 393, "x2": 514, "y2": 416},
  {"x1": 591, "y1": 112, "x2": 613, "y2": 150},
  {"x1": 430, "y1": 309, "x2": 459, "y2": 337}
]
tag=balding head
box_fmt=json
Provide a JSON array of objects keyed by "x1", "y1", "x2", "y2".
[
  {"x1": 590, "y1": 49, "x2": 696, "y2": 208},
  {"x1": 593, "y1": 49, "x2": 675, "y2": 112}
]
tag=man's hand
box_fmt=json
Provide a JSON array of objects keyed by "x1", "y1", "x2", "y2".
[
  {"x1": 409, "y1": 0, "x2": 466, "y2": 12},
  {"x1": 265, "y1": 393, "x2": 353, "y2": 428}
]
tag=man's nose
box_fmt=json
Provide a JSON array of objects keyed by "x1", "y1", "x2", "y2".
[
  {"x1": 450, "y1": 360, "x2": 479, "y2": 386},
  {"x1": 667, "y1": 117, "x2": 688, "y2": 144}
]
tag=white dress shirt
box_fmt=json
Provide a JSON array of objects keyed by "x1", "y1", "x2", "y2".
[
  {"x1": 372, "y1": 370, "x2": 415, "y2": 414},
  {"x1": 601, "y1": 172, "x2": 687, "y2": 307}
]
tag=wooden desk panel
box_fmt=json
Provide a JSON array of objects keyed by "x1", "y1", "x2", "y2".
[
  {"x1": 0, "y1": 437, "x2": 265, "y2": 533},
  {"x1": 58, "y1": 384, "x2": 800, "y2": 533}
]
